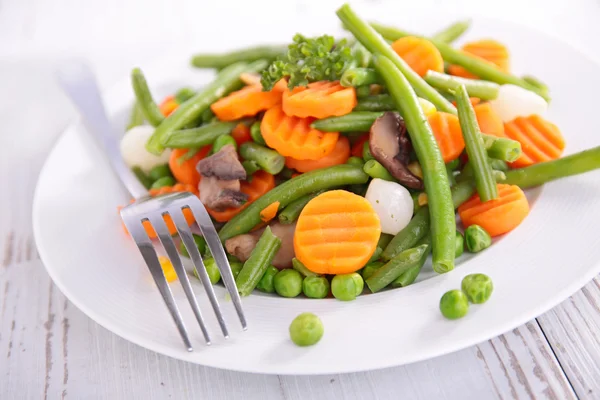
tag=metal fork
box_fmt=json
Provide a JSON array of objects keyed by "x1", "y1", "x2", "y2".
[{"x1": 57, "y1": 63, "x2": 247, "y2": 351}]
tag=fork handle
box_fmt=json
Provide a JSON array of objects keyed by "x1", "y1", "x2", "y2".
[{"x1": 57, "y1": 62, "x2": 148, "y2": 199}]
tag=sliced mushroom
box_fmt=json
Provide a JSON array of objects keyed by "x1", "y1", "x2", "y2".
[
  {"x1": 369, "y1": 112, "x2": 423, "y2": 190},
  {"x1": 224, "y1": 222, "x2": 296, "y2": 269},
  {"x1": 196, "y1": 144, "x2": 246, "y2": 181},
  {"x1": 199, "y1": 176, "x2": 248, "y2": 211}
]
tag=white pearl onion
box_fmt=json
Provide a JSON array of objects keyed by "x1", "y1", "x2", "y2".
[
  {"x1": 120, "y1": 125, "x2": 171, "y2": 173},
  {"x1": 490, "y1": 84, "x2": 548, "y2": 123},
  {"x1": 365, "y1": 178, "x2": 414, "y2": 235}
]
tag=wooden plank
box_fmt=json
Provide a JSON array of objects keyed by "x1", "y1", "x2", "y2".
[{"x1": 537, "y1": 278, "x2": 600, "y2": 398}]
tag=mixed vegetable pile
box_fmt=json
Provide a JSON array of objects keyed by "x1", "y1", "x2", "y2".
[{"x1": 120, "y1": 4, "x2": 600, "y2": 329}]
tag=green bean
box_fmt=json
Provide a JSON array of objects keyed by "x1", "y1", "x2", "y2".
[
  {"x1": 370, "y1": 23, "x2": 550, "y2": 101},
  {"x1": 366, "y1": 244, "x2": 429, "y2": 293},
  {"x1": 362, "y1": 261, "x2": 384, "y2": 280},
  {"x1": 126, "y1": 102, "x2": 145, "y2": 130},
  {"x1": 292, "y1": 258, "x2": 318, "y2": 277},
  {"x1": 191, "y1": 45, "x2": 286, "y2": 69},
  {"x1": 352, "y1": 41, "x2": 371, "y2": 68},
  {"x1": 374, "y1": 54, "x2": 456, "y2": 273},
  {"x1": 311, "y1": 111, "x2": 383, "y2": 132},
  {"x1": 377, "y1": 233, "x2": 394, "y2": 250},
  {"x1": 431, "y1": 19, "x2": 472, "y2": 43},
  {"x1": 278, "y1": 167, "x2": 295, "y2": 180},
  {"x1": 362, "y1": 141, "x2": 374, "y2": 161},
  {"x1": 502, "y1": 146, "x2": 600, "y2": 188},
  {"x1": 337, "y1": 4, "x2": 456, "y2": 113},
  {"x1": 454, "y1": 84, "x2": 497, "y2": 201},
  {"x1": 482, "y1": 134, "x2": 522, "y2": 162},
  {"x1": 363, "y1": 159, "x2": 396, "y2": 182},
  {"x1": 230, "y1": 261, "x2": 243, "y2": 279},
  {"x1": 131, "y1": 68, "x2": 164, "y2": 127},
  {"x1": 148, "y1": 164, "x2": 172, "y2": 181},
  {"x1": 451, "y1": 180, "x2": 476, "y2": 208},
  {"x1": 366, "y1": 246, "x2": 383, "y2": 264},
  {"x1": 179, "y1": 234, "x2": 207, "y2": 258},
  {"x1": 256, "y1": 265, "x2": 278, "y2": 293},
  {"x1": 163, "y1": 121, "x2": 240, "y2": 148},
  {"x1": 146, "y1": 60, "x2": 268, "y2": 154},
  {"x1": 242, "y1": 160, "x2": 260, "y2": 177},
  {"x1": 354, "y1": 94, "x2": 396, "y2": 112},
  {"x1": 382, "y1": 206, "x2": 430, "y2": 261},
  {"x1": 446, "y1": 159, "x2": 460, "y2": 171},
  {"x1": 522, "y1": 75, "x2": 549, "y2": 98},
  {"x1": 212, "y1": 135, "x2": 237, "y2": 153},
  {"x1": 391, "y1": 235, "x2": 431, "y2": 288},
  {"x1": 150, "y1": 176, "x2": 175, "y2": 189},
  {"x1": 174, "y1": 87, "x2": 196, "y2": 103},
  {"x1": 219, "y1": 165, "x2": 369, "y2": 241},
  {"x1": 250, "y1": 121, "x2": 266, "y2": 145},
  {"x1": 200, "y1": 108, "x2": 216, "y2": 124},
  {"x1": 490, "y1": 159, "x2": 509, "y2": 172},
  {"x1": 341, "y1": 68, "x2": 381, "y2": 87},
  {"x1": 356, "y1": 85, "x2": 372, "y2": 98},
  {"x1": 346, "y1": 156, "x2": 365, "y2": 168},
  {"x1": 239, "y1": 142, "x2": 285, "y2": 175},
  {"x1": 278, "y1": 191, "x2": 323, "y2": 224},
  {"x1": 235, "y1": 226, "x2": 282, "y2": 296},
  {"x1": 131, "y1": 166, "x2": 153, "y2": 189},
  {"x1": 424, "y1": 71, "x2": 499, "y2": 100}
]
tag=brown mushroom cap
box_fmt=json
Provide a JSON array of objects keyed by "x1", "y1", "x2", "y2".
[{"x1": 369, "y1": 112, "x2": 423, "y2": 190}]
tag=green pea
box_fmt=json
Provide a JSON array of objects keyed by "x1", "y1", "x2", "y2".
[
  {"x1": 179, "y1": 234, "x2": 206, "y2": 258},
  {"x1": 193, "y1": 257, "x2": 221, "y2": 284},
  {"x1": 256, "y1": 265, "x2": 279, "y2": 293},
  {"x1": 250, "y1": 121, "x2": 266, "y2": 145},
  {"x1": 464, "y1": 225, "x2": 492, "y2": 253},
  {"x1": 461, "y1": 273, "x2": 494, "y2": 304},
  {"x1": 361, "y1": 262, "x2": 384, "y2": 281},
  {"x1": 331, "y1": 273, "x2": 364, "y2": 301},
  {"x1": 346, "y1": 156, "x2": 365, "y2": 168},
  {"x1": 150, "y1": 176, "x2": 176, "y2": 189},
  {"x1": 302, "y1": 276, "x2": 330, "y2": 299},
  {"x1": 455, "y1": 231, "x2": 464, "y2": 258},
  {"x1": 212, "y1": 134, "x2": 237, "y2": 153},
  {"x1": 274, "y1": 269, "x2": 303, "y2": 298},
  {"x1": 289, "y1": 312, "x2": 324, "y2": 347},
  {"x1": 362, "y1": 141, "x2": 374, "y2": 161},
  {"x1": 229, "y1": 261, "x2": 243, "y2": 279},
  {"x1": 439, "y1": 290, "x2": 469, "y2": 319},
  {"x1": 148, "y1": 164, "x2": 173, "y2": 181}
]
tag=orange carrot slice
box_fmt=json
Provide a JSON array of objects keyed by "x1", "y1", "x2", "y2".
[
  {"x1": 231, "y1": 123, "x2": 252, "y2": 146},
  {"x1": 206, "y1": 171, "x2": 275, "y2": 222},
  {"x1": 448, "y1": 39, "x2": 510, "y2": 79},
  {"x1": 168, "y1": 146, "x2": 212, "y2": 186},
  {"x1": 428, "y1": 111, "x2": 465, "y2": 163},
  {"x1": 452, "y1": 97, "x2": 481, "y2": 108},
  {"x1": 210, "y1": 84, "x2": 282, "y2": 121},
  {"x1": 159, "y1": 95, "x2": 179, "y2": 117},
  {"x1": 294, "y1": 190, "x2": 381, "y2": 274},
  {"x1": 351, "y1": 134, "x2": 369, "y2": 158},
  {"x1": 502, "y1": 115, "x2": 565, "y2": 168},
  {"x1": 259, "y1": 201, "x2": 281, "y2": 222},
  {"x1": 282, "y1": 81, "x2": 357, "y2": 119},
  {"x1": 474, "y1": 103, "x2": 504, "y2": 137},
  {"x1": 285, "y1": 137, "x2": 351, "y2": 173},
  {"x1": 458, "y1": 184, "x2": 529, "y2": 237},
  {"x1": 261, "y1": 105, "x2": 339, "y2": 160},
  {"x1": 391, "y1": 36, "x2": 444, "y2": 77},
  {"x1": 120, "y1": 183, "x2": 197, "y2": 239}
]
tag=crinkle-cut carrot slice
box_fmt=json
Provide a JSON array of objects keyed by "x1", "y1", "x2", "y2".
[
  {"x1": 294, "y1": 190, "x2": 381, "y2": 274},
  {"x1": 210, "y1": 84, "x2": 283, "y2": 121},
  {"x1": 261, "y1": 105, "x2": 339, "y2": 160},
  {"x1": 391, "y1": 36, "x2": 444, "y2": 77},
  {"x1": 474, "y1": 103, "x2": 504, "y2": 137},
  {"x1": 502, "y1": 115, "x2": 565, "y2": 168},
  {"x1": 448, "y1": 39, "x2": 510, "y2": 79},
  {"x1": 282, "y1": 81, "x2": 357, "y2": 119},
  {"x1": 428, "y1": 111, "x2": 465, "y2": 163},
  {"x1": 206, "y1": 171, "x2": 275, "y2": 223},
  {"x1": 285, "y1": 137, "x2": 350, "y2": 173},
  {"x1": 458, "y1": 184, "x2": 529, "y2": 237}
]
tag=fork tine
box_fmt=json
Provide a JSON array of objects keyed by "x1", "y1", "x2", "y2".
[
  {"x1": 148, "y1": 214, "x2": 212, "y2": 345},
  {"x1": 170, "y1": 210, "x2": 230, "y2": 338},
  {"x1": 122, "y1": 217, "x2": 193, "y2": 351},
  {"x1": 186, "y1": 201, "x2": 247, "y2": 330}
]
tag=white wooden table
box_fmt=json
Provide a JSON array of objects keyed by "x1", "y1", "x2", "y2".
[{"x1": 1, "y1": 0, "x2": 600, "y2": 398}]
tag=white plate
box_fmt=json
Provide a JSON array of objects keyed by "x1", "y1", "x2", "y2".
[{"x1": 33, "y1": 6, "x2": 600, "y2": 374}]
